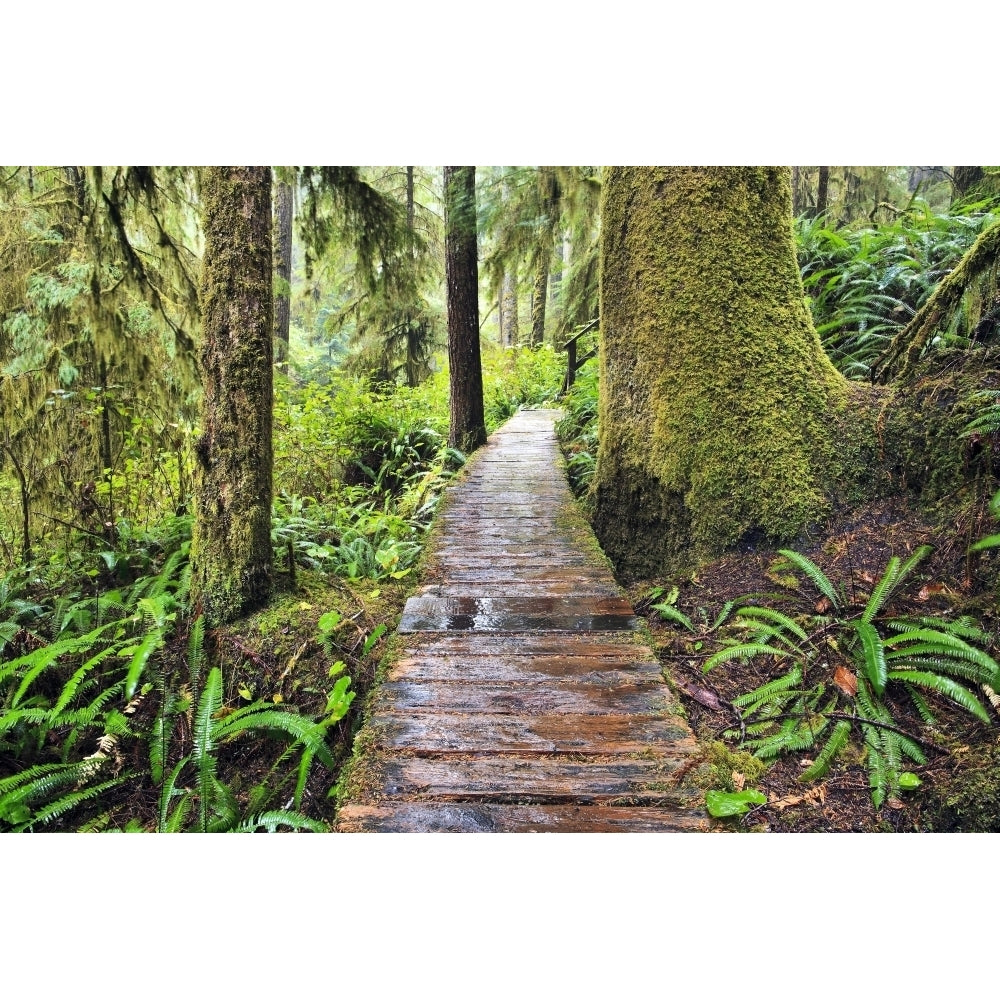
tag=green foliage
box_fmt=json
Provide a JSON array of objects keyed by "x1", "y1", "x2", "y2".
[
  {"x1": 701, "y1": 545, "x2": 997, "y2": 808},
  {"x1": 556, "y1": 356, "x2": 599, "y2": 496},
  {"x1": 705, "y1": 788, "x2": 767, "y2": 818},
  {"x1": 481, "y1": 343, "x2": 564, "y2": 429},
  {"x1": 0, "y1": 542, "x2": 188, "y2": 830},
  {"x1": 796, "y1": 204, "x2": 999, "y2": 378}
]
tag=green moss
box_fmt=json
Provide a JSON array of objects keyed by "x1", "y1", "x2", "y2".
[
  {"x1": 920, "y1": 740, "x2": 1000, "y2": 831},
  {"x1": 190, "y1": 166, "x2": 274, "y2": 627},
  {"x1": 594, "y1": 167, "x2": 852, "y2": 578},
  {"x1": 700, "y1": 741, "x2": 768, "y2": 791}
]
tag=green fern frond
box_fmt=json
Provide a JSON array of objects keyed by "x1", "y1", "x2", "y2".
[
  {"x1": 884, "y1": 628, "x2": 1000, "y2": 686},
  {"x1": 703, "y1": 643, "x2": 791, "y2": 673},
  {"x1": 710, "y1": 601, "x2": 737, "y2": 630},
  {"x1": 158, "y1": 756, "x2": 190, "y2": 833},
  {"x1": 213, "y1": 709, "x2": 334, "y2": 770},
  {"x1": 122, "y1": 627, "x2": 164, "y2": 700},
  {"x1": 194, "y1": 667, "x2": 222, "y2": 833},
  {"x1": 23, "y1": 773, "x2": 131, "y2": 830},
  {"x1": 886, "y1": 669, "x2": 990, "y2": 723},
  {"x1": 853, "y1": 620, "x2": 888, "y2": 694},
  {"x1": 776, "y1": 549, "x2": 841, "y2": 609},
  {"x1": 733, "y1": 605, "x2": 810, "y2": 642},
  {"x1": 187, "y1": 614, "x2": 206, "y2": 685},
  {"x1": 651, "y1": 603, "x2": 695, "y2": 631},
  {"x1": 732, "y1": 665, "x2": 804, "y2": 712},
  {"x1": 861, "y1": 556, "x2": 900, "y2": 624},
  {"x1": 905, "y1": 683, "x2": 937, "y2": 725},
  {"x1": 970, "y1": 533, "x2": 1000, "y2": 553},
  {"x1": 234, "y1": 810, "x2": 327, "y2": 833},
  {"x1": 800, "y1": 719, "x2": 852, "y2": 782}
]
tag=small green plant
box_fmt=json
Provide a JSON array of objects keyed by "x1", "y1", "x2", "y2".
[{"x1": 701, "y1": 546, "x2": 998, "y2": 808}]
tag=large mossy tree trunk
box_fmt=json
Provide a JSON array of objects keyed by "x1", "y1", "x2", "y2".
[
  {"x1": 444, "y1": 166, "x2": 486, "y2": 454},
  {"x1": 593, "y1": 166, "x2": 858, "y2": 578},
  {"x1": 191, "y1": 166, "x2": 274, "y2": 626}
]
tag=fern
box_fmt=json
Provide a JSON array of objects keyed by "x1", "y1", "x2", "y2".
[
  {"x1": 193, "y1": 667, "x2": 223, "y2": 833},
  {"x1": 800, "y1": 719, "x2": 852, "y2": 782},
  {"x1": 234, "y1": 810, "x2": 327, "y2": 833},
  {"x1": 776, "y1": 549, "x2": 842, "y2": 609},
  {"x1": 703, "y1": 643, "x2": 791, "y2": 673},
  {"x1": 651, "y1": 603, "x2": 696, "y2": 631}
]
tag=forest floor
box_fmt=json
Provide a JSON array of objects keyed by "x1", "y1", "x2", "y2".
[{"x1": 629, "y1": 493, "x2": 1000, "y2": 833}]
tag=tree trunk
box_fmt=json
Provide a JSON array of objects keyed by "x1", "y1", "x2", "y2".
[
  {"x1": 592, "y1": 166, "x2": 857, "y2": 578},
  {"x1": 816, "y1": 165, "x2": 830, "y2": 217},
  {"x1": 192, "y1": 166, "x2": 274, "y2": 626},
  {"x1": 273, "y1": 175, "x2": 293, "y2": 371},
  {"x1": 444, "y1": 166, "x2": 486, "y2": 453},
  {"x1": 500, "y1": 268, "x2": 519, "y2": 347},
  {"x1": 530, "y1": 257, "x2": 548, "y2": 346},
  {"x1": 953, "y1": 166, "x2": 985, "y2": 204}
]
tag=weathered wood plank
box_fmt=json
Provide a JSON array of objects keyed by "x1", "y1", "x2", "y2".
[
  {"x1": 370, "y1": 711, "x2": 695, "y2": 754},
  {"x1": 336, "y1": 802, "x2": 710, "y2": 833},
  {"x1": 376, "y1": 756, "x2": 694, "y2": 802},
  {"x1": 334, "y1": 410, "x2": 706, "y2": 833},
  {"x1": 372, "y1": 677, "x2": 674, "y2": 715}
]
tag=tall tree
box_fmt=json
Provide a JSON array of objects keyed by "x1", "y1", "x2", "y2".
[
  {"x1": 443, "y1": 165, "x2": 486, "y2": 453},
  {"x1": 592, "y1": 166, "x2": 1000, "y2": 580},
  {"x1": 592, "y1": 167, "x2": 853, "y2": 577},
  {"x1": 272, "y1": 170, "x2": 294, "y2": 370},
  {"x1": 191, "y1": 167, "x2": 274, "y2": 626}
]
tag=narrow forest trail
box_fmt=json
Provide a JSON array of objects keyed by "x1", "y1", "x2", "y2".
[{"x1": 334, "y1": 409, "x2": 709, "y2": 832}]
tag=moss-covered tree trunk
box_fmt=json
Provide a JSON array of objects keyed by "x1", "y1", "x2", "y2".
[
  {"x1": 272, "y1": 174, "x2": 293, "y2": 371},
  {"x1": 529, "y1": 257, "x2": 548, "y2": 346},
  {"x1": 501, "y1": 269, "x2": 519, "y2": 347},
  {"x1": 593, "y1": 166, "x2": 855, "y2": 578},
  {"x1": 191, "y1": 166, "x2": 274, "y2": 625},
  {"x1": 444, "y1": 166, "x2": 486, "y2": 453}
]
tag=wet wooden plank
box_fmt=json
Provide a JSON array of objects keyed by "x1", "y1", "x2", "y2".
[
  {"x1": 400, "y1": 632, "x2": 658, "y2": 658},
  {"x1": 372, "y1": 677, "x2": 674, "y2": 715},
  {"x1": 388, "y1": 658, "x2": 665, "y2": 684},
  {"x1": 371, "y1": 711, "x2": 695, "y2": 754},
  {"x1": 376, "y1": 756, "x2": 693, "y2": 802},
  {"x1": 336, "y1": 802, "x2": 710, "y2": 833},
  {"x1": 376, "y1": 756, "x2": 694, "y2": 803},
  {"x1": 335, "y1": 409, "x2": 706, "y2": 833}
]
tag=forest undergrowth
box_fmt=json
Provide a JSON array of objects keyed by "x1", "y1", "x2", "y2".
[
  {"x1": 0, "y1": 343, "x2": 563, "y2": 832},
  {"x1": 557, "y1": 196, "x2": 1000, "y2": 831}
]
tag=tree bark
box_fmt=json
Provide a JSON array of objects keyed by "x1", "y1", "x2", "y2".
[
  {"x1": 273, "y1": 175, "x2": 293, "y2": 371},
  {"x1": 953, "y1": 166, "x2": 985, "y2": 204},
  {"x1": 592, "y1": 166, "x2": 857, "y2": 578},
  {"x1": 816, "y1": 165, "x2": 830, "y2": 217},
  {"x1": 500, "y1": 268, "x2": 519, "y2": 347},
  {"x1": 530, "y1": 257, "x2": 548, "y2": 346},
  {"x1": 444, "y1": 166, "x2": 486, "y2": 453},
  {"x1": 192, "y1": 166, "x2": 274, "y2": 626}
]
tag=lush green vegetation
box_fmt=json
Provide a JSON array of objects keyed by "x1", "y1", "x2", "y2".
[
  {"x1": 5, "y1": 163, "x2": 1000, "y2": 832},
  {"x1": 556, "y1": 167, "x2": 1000, "y2": 830}
]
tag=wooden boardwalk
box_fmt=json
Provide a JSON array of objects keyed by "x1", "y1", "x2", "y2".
[{"x1": 335, "y1": 409, "x2": 708, "y2": 832}]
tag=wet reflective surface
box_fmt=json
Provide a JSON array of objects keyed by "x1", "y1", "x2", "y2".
[{"x1": 335, "y1": 409, "x2": 707, "y2": 833}]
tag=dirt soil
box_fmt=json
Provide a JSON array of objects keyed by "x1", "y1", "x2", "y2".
[{"x1": 626, "y1": 495, "x2": 1000, "y2": 833}]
